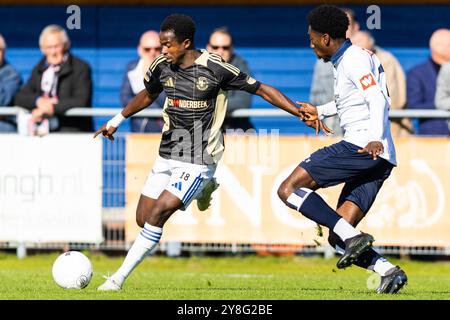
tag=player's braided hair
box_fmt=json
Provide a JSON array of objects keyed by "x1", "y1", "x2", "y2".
[
  {"x1": 307, "y1": 5, "x2": 349, "y2": 40},
  {"x1": 160, "y1": 13, "x2": 196, "y2": 43}
]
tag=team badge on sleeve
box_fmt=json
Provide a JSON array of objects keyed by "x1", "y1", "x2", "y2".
[{"x1": 359, "y1": 73, "x2": 376, "y2": 90}]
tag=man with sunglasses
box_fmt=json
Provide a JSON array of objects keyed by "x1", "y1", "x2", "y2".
[
  {"x1": 207, "y1": 27, "x2": 254, "y2": 131},
  {"x1": 120, "y1": 30, "x2": 167, "y2": 132}
]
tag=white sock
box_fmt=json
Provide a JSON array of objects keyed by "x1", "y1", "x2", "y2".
[
  {"x1": 373, "y1": 257, "x2": 396, "y2": 276},
  {"x1": 112, "y1": 223, "x2": 162, "y2": 285},
  {"x1": 332, "y1": 218, "x2": 361, "y2": 241},
  {"x1": 335, "y1": 244, "x2": 345, "y2": 255}
]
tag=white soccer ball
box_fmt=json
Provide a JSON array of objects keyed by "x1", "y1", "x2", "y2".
[{"x1": 52, "y1": 251, "x2": 93, "y2": 289}]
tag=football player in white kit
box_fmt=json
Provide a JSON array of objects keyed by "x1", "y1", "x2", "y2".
[{"x1": 277, "y1": 5, "x2": 407, "y2": 294}]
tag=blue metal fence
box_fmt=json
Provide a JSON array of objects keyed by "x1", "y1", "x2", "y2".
[{"x1": 102, "y1": 134, "x2": 126, "y2": 208}]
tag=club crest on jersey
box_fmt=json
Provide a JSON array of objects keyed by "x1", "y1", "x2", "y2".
[
  {"x1": 196, "y1": 76, "x2": 209, "y2": 91},
  {"x1": 359, "y1": 73, "x2": 376, "y2": 90}
]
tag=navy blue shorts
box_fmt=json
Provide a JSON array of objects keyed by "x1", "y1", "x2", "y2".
[{"x1": 299, "y1": 140, "x2": 394, "y2": 214}]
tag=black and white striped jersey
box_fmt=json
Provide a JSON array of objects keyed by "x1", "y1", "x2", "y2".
[{"x1": 144, "y1": 50, "x2": 261, "y2": 165}]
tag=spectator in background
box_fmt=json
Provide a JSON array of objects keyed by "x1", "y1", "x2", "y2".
[
  {"x1": 14, "y1": 24, "x2": 92, "y2": 133},
  {"x1": 120, "y1": 30, "x2": 166, "y2": 132},
  {"x1": 207, "y1": 27, "x2": 254, "y2": 130},
  {"x1": 309, "y1": 8, "x2": 360, "y2": 135},
  {"x1": 0, "y1": 33, "x2": 22, "y2": 132},
  {"x1": 406, "y1": 28, "x2": 450, "y2": 136},
  {"x1": 435, "y1": 61, "x2": 450, "y2": 132},
  {"x1": 351, "y1": 30, "x2": 413, "y2": 136}
]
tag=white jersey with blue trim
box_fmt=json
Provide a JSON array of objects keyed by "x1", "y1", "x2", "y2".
[{"x1": 316, "y1": 39, "x2": 397, "y2": 166}]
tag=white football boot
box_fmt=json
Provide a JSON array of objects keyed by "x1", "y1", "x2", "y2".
[
  {"x1": 196, "y1": 178, "x2": 219, "y2": 211},
  {"x1": 97, "y1": 275, "x2": 122, "y2": 291}
]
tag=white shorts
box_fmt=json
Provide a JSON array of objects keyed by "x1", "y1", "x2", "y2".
[{"x1": 141, "y1": 156, "x2": 217, "y2": 209}]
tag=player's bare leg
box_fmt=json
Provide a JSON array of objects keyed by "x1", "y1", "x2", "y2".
[
  {"x1": 98, "y1": 192, "x2": 182, "y2": 291},
  {"x1": 336, "y1": 201, "x2": 364, "y2": 226},
  {"x1": 136, "y1": 195, "x2": 157, "y2": 228},
  {"x1": 277, "y1": 166, "x2": 374, "y2": 269},
  {"x1": 328, "y1": 201, "x2": 407, "y2": 294},
  {"x1": 277, "y1": 165, "x2": 319, "y2": 194},
  {"x1": 138, "y1": 191, "x2": 183, "y2": 227}
]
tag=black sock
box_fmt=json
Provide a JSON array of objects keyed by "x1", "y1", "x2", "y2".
[
  {"x1": 328, "y1": 231, "x2": 382, "y2": 269},
  {"x1": 288, "y1": 189, "x2": 342, "y2": 230}
]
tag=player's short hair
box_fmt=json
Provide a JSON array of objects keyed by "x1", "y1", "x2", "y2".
[
  {"x1": 342, "y1": 7, "x2": 358, "y2": 25},
  {"x1": 307, "y1": 5, "x2": 349, "y2": 40},
  {"x1": 160, "y1": 13, "x2": 196, "y2": 43}
]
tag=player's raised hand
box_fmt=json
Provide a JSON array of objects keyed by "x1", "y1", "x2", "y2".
[
  {"x1": 296, "y1": 101, "x2": 334, "y2": 136},
  {"x1": 296, "y1": 101, "x2": 319, "y2": 121},
  {"x1": 93, "y1": 123, "x2": 117, "y2": 142},
  {"x1": 304, "y1": 119, "x2": 334, "y2": 136},
  {"x1": 317, "y1": 119, "x2": 334, "y2": 136},
  {"x1": 357, "y1": 141, "x2": 384, "y2": 160}
]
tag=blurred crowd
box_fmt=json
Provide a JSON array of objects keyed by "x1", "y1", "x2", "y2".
[{"x1": 0, "y1": 19, "x2": 449, "y2": 136}]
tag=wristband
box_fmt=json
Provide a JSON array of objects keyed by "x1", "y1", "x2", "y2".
[{"x1": 106, "y1": 113, "x2": 126, "y2": 129}]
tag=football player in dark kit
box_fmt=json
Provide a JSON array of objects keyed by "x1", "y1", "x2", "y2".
[{"x1": 95, "y1": 13, "x2": 331, "y2": 290}]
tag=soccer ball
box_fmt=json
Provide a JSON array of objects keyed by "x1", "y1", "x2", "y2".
[{"x1": 52, "y1": 251, "x2": 93, "y2": 289}]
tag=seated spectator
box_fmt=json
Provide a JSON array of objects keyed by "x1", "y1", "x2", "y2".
[
  {"x1": 120, "y1": 30, "x2": 166, "y2": 133},
  {"x1": 406, "y1": 28, "x2": 450, "y2": 136},
  {"x1": 435, "y1": 61, "x2": 450, "y2": 133},
  {"x1": 0, "y1": 33, "x2": 22, "y2": 132},
  {"x1": 309, "y1": 8, "x2": 360, "y2": 135},
  {"x1": 207, "y1": 27, "x2": 254, "y2": 131},
  {"x1": 14, "y1": 24, "x2": 92, "y2": 133},
  {"x1": 351, "y1": 30, "x2": 413, "y2": 136}
]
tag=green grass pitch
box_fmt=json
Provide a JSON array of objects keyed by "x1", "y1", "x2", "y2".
[{"x1": 0, "y1": 251, "x2": 449, "y2": 300}]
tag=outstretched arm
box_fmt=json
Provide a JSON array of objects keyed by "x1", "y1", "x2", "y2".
[
  {"x1": 94, "y1": 89, "x2": 159, "y2": 141},
  {"x1": 255, "y1": 83, "x2": 333, "y2": 135},
  {"x1": 120, "y1": 89, "x2": 159, "y2": 118},
  {"x1": 213, "y1": 60, "x2": 332, "y2": 135},
  {"x1": 255, "y1": 83, "x2": 301, "y2": 117}
]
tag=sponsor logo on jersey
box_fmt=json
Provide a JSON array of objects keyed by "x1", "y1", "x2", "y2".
[
  {"x1": 359, "y1": 73, "x2": 376, "y2": 90},
  {"x1": 168, "y1": 98, "x2": 208, "y2": 109},
  {"x1": 196, "y1": 76, "x2": 209, "y2": 91},
  {"x1": 164, "y1": 77, "x2": 174, "y2": 87}
]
